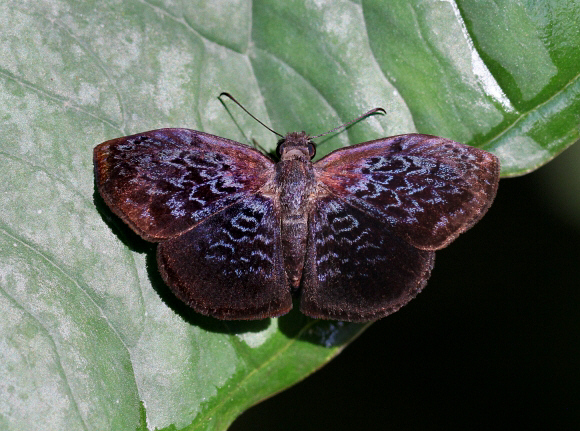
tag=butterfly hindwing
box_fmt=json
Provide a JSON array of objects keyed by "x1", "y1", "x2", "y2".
[
  {"x1": 157, "y1": 193, "x2": 291, "y2": 319},
  {"x1": 315, "y1": 134, "x2": 500, "y2": 250},
  {"x1": 300, "y1": 194, "x2": 435, "y2": 321},
  {"x1": 94, "y1": 128, "x2": 274, "y2": 241}
]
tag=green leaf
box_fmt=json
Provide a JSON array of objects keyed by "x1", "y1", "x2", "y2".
[{"x1": 0, "y1": 1, "x2": 577, "y2": 430}]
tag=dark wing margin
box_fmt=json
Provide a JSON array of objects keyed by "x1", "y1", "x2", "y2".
[
  {"x1": 157, "y1": 193, "x2": 291, "y2": 320},
  {"x1": 300, "y1": 195, "x2": 435, "y2": 322},
  {"x1": 94, "y1": 128, "x2": 274, "y2": 241},
  {"x1": 314, "y1": 134, "x2": 500, "y2": 250}
]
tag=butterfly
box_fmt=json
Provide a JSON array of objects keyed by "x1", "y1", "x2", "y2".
[{"x1": 94, "y1": 107, "x2": 500, "y2": 322}]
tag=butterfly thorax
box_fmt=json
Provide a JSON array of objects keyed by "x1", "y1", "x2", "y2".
[{"x1": 276, "y1": 132, "x2": 317, "y2": 292}]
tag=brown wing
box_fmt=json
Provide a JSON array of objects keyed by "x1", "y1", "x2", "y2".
[
  {"x1": 94, "y1": 128, "x2": 274, "y2": 241},
  {"x1": 300, "y1": 195, "x2": 435, "y2": 322},
  {"x1": 157, "y1": 194, "x2": 291, "y2": 319},
  {"x1": 314, "y1": 134, "x2": 500, "y2": 250}
]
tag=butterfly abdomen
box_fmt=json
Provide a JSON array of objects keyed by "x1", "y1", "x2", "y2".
[{"x1": 276, "y1": 154, "x2": 317, "y2": 292}]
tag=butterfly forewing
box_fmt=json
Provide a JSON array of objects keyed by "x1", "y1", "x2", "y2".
[
  {"x1": 157, "y1": 194, "x2": 290, "y2": 319},
  {"x1": 314, "y1": 134, "x2": 500, "y2": 250},
  {"x1": 94, "y1": 129, "x2": 274, "y2": 241},
  {"x1": 300, "y1": 195, "x2": 435, "y2": 321}
]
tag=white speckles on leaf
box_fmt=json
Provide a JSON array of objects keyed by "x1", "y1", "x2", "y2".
[
  {"x1": 77, "y1": 82, "x2": 100, "y2": 106},
  {"x1": 155, "y1": 47, "x2": 193, "y2": 116},
  {"x1": 236, "y1": 319, "x2": 279, "y2": 348},
  {"x1": 495, "y1": 135, "x2": 549, "y2": 174}
]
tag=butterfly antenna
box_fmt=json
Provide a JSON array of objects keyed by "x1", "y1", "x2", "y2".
[
  {"x1": 219, "y1": 92, "x2": 284, "y2": 138},
  {"x1": 311, "y1": 107, "x2": 386, "y2": 139}
]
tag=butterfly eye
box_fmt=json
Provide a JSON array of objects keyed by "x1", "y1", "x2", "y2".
[
  {"x1": 276, "y1": 140, "x2": 286, "y2": 158},
  {"x1": 307, "y1": 142, "x2": 316, "y2": 158}
]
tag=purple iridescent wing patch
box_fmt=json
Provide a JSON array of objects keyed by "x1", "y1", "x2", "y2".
[
  {"x1": 300, "y1": 194, "x2": 435, "y2": 321},
  {"x1": 314, "y1": 134, "x2": 499, "y2": 250},
  {"x1": 157, "y1": 194, "x2": 291, "y2": 319},
  {"x1": 94, "y1": 129, "x2": 273, "y2": 241}
]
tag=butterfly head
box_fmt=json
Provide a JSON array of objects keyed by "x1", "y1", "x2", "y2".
[{"x1": 276, "y1": 131, "x2": 316, "y2": 161}]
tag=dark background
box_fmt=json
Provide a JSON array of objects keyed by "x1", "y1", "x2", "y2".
[{"x1": 231, "y1": 142, "x2": 580, "y2": 430}]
